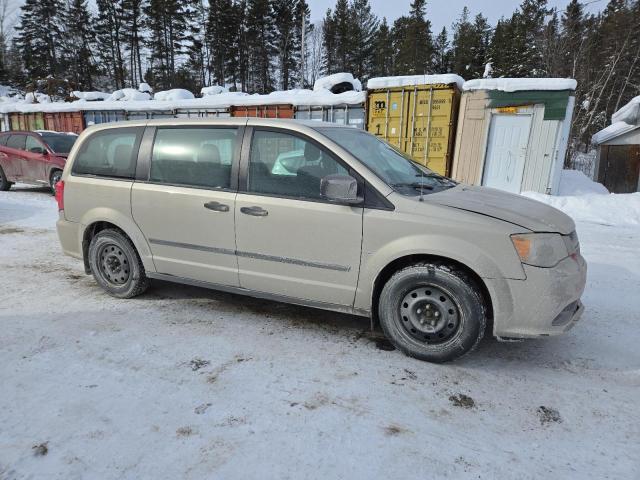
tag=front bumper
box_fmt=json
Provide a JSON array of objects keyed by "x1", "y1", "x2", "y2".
[{"x1": 485, "y1": 253, "x2": 587, "y2": 338}]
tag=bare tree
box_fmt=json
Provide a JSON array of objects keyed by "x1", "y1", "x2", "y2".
[{"x1": 304, "y1": 21, "x2": 323, "y2": 87}]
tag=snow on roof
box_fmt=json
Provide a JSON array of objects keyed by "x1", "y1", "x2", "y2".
[
  {"x1": 201, "y1": 85, "x2": 229, "y2": 96},
  {"x1": 367, "y1": 74, "x2": 465, "y2": 90},
  {"x1": 611, "y1": 95, "x2": 640, "y2": 125},
  {"x1": 0, "y1": 89, "x2": 366, "y2": 114},
  {"x1": 313, "y1": 73, "x2": 362, "y2": 92},
  {"x1": 592, "y1": 121, "x2": 640, "y2": 145},
  {"x1": 153, "y1": 89, "x2": 194, "y2": 101},
  {"x1": 72, "y1": 91, "x2": 110, "y2": 101},
  {"x1": 463, "y1": 78, "x2": 577, "y2": 92}
]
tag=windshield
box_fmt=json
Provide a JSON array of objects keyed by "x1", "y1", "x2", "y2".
[
  {"x1": 317, "y1": 127, "x2": 456, "y2": 196},
  {"x1": 41, "y1": 134, "x2": 77, "y2": 154}
]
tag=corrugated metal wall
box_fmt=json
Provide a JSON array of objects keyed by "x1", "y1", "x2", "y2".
[
  {"x1": 231, "y1": 105, "x2": 294, "y2": 118},
  {"x1": 44, "y1": 112, "x2": 85, "y2": 134},
  {"x1": 293, "y1": 104, "x2": 365, "y2": 129}
]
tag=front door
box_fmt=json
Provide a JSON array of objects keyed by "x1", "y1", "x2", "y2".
[
  {"x1": 235, "y1": 128, "x2": 363, "y2": 307},
  {"x1": 482, "y1": 114, "x2": 532, "y2": 193},
  {"x1": 132, "y1": 126, "x2": 241, "y2": 287},
  {"x1": 2, "y1": 134, "x2": 26, "y2": 180}
]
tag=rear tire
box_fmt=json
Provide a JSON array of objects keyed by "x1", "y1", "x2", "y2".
[
  {"x1": 0, "y1": 165, "x2": 13, "y2": 191},
  {"x1": 88, "y1": 229, "x2": 149, "y2": 298},
  {"x1": 378, "y1": 262, "x2": 486, "y2": 363},
  {"x1": 49, "y1": 170, "x2": 62, "y2": 195}
]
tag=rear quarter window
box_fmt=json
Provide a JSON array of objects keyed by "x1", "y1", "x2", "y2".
[{"x1": 72, "y1": 128, "x2": 142, "y2": 179}]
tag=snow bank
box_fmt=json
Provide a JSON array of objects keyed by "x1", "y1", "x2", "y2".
[
  {"x1": 611, "y1": 95, "x2": 640, "y2": 125},
  {"x1": 592, "y1": 121, "x2": 638, "y2": 145},
  {"x1": 463, "y1": 78, "x2": 577, "y2": 92},
  {"x1": 24, "y1": 92, "x2": 52, "y2": 104},
  {"x1": 314, "y1": 73, "x2": 362, "y2": 93},
  {"x1": 107, "y1": 88, "x2": 152, "y2": 102},
  {"x1": 201, "y1": 85, "x2": 230, "y2": 96},
  {"x1": 367, "y1": 74, "x2": 465, "y2": 90},
  {"x1": 522, "y1": 170, "x2": 640, "y2": 227},
  {"x1": 153, "y1": 89, "x2": 195, "y2": 101},
  {"x1": 557, "y1": 169, "x2": 608, "y2": 196},
  {"x1": 72, "y1": 91, "x2": 110, "y2": 101}
]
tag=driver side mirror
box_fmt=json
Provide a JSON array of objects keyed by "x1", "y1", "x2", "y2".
[
  {"x1": 30, "y1": 147, "x2": 47, "y2": 155},
  {"x1": 320, "y1": 174, "x2": 363, "y2": 205}
]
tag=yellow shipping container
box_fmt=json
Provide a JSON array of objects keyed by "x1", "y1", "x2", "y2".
[{"x1": 367, "y1": 82, "x2": 461, "y2": 176}]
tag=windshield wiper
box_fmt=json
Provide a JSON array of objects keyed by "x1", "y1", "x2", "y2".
[{"x1": 392, "y1": 182, "x2": 435, "y2": 190}]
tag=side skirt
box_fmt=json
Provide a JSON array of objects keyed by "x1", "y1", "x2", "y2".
[{"x1": 146, "y1": 272, "x2": 370, "y2": 318}]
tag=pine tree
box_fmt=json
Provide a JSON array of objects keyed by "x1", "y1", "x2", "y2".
[
  {"x1": 245, "y1": 0, "x2": 274, "y2": 93},
  {"x1": 332, "y1": 0, "x2": 351, "y2": 73},
  {"x1": 145, "y1": 0, "x2": 198, "y2": 89},
  {"x1": 433, "y1": 27, "x2": 451, "y2": 73},
  {"x1": 121, "y1": 0, "x2": 145, "y2": 87},
  {"x1": 62, "y1": 0, "x2": 97, "y2": 90},
  {"x1": 272, "y1": 0, "x2": 310, "y2": 90},
  {"x1": 349, "y1": 0, "x2": 379, "y2": 81},
  {"x1": 542, "y1": 9, "x2": 562, "y2": 76},
  {"x1": 15, "y1": 0, "x2": 66, "y2": 81},
  {"x1": 451, "y1": 7, "x2": 474, "y2": 76},
  {"x1": 373, "y1": 17, "x2": 393, "y2": 77},
  {"x1": 95, "y1": 0, "x2": 127, "y2": 89},
  {"x1": 392, "y1": 0, "x2": 434, "y2": 75},
  {"x1": 322, "y1": 9, "x2": 336, "y2": 74}
]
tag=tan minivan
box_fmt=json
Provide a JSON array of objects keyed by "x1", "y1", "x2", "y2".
[{"x1": 56, "y1": 118, "x2": 586, "y2": 362}]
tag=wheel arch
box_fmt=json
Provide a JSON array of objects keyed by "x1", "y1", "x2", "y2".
[{"x1": 370, "y1": 254, "x2": 494, "y2": 332}]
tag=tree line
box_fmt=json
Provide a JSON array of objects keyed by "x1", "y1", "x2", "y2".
[{"x1": 0, "y1": 0, "x2": 639, "y2": 149}]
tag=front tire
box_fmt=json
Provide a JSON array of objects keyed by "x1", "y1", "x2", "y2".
[
  {"x1": 88, "y1": 229, "x2": 149, "y2": 298},
  {"x1": 378, "y1": 263, "x2": 486, "y2": 363},
  {"x1": 0, "y1": 165, "x2": 13, "y2": 191}
]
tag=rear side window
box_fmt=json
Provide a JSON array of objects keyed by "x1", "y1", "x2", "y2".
[
  {"x1": 150, "y1": 127, "x2": 237, "y2": 189},
  {"x1": 72, "y1": 128, "x2": 142, "y2": 179},
  {"x1": 6, "y1": 135, "x2": 25, "y2": 150}
]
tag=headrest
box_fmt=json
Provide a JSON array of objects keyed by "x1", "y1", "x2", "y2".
[
  {"x1": 198, "y1": 144, "x2": 221, "y2": 164},
  {"x1": 304, "y1": 142, "x2": 321, "y2": 162}
]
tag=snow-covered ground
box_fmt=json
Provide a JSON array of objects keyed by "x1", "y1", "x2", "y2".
[{"x1": 1, "y1": 182, "x2": 639, "y2": 479}]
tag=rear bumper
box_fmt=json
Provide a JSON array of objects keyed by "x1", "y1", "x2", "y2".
[
  {"x1": 486, "y1": 254, "x2": 587, "y2": 338},
  {"x1": 56, "y1": 214, "x2": 82, "y2": 259}
]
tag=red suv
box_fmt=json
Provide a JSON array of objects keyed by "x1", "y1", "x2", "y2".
[{"x1": 0, "y1": 130, "x2": 77, "y2": 193}]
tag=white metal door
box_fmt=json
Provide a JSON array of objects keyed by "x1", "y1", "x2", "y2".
[{"x1": 482, "y1": 114, "x2": 532, "y2": 193}]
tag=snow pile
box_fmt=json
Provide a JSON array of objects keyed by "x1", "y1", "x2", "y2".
[
  {"x1": 314, "y1": 73, "x2": 362, "y2": 93},
  {"x1": 591, "y1": 121, "x2": 638, "y2": 145},
  {"x1": 107, "y1": 88, "x2": 152, "y2": 102},
  {"x1": 24, "y1": 92, "x2": 52, "y2": 104},
  {"x1": 463, "y1": 78, "x2": 577, "y2": 92},
  {"x1": 611, "y1": 95, "x2": 640, "y2": 125},
  {"x1": 523, "y1": 170, "x2": 640, "y2": 227},
  {"x1": 153, "y1": 89, "x2": 195, "y2": 101},
  {"x1": 367, "y1": 74, "x2": 465, "y2": 90},
  {"x1": 201, "y1": 85, "x2": 230, "y2": 96},
  {"x1": 556, "y1": 169, "x2": 608, "y2": 196},
  {"x1": 72, "y1": 91, "x2": 110, "y2": 102},
  {"x1": 138, "y1": 82, "x2": 153, "y2": 94}
]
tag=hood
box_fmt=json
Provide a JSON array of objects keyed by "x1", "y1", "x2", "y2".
[{"x1": 426, "y1": 185, "x2": 575, "y2": 234}]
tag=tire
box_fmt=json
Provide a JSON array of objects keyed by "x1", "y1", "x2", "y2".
[
  {"x1": 88, "y1": 229, "x2": 150, "y2": 299},
  {"x1": 49, "y1": 169, "x2": 62, "y2": 195},
  {"x1": 378, "y1": 262, "x2": 486, "y2": 363},
  {"x1": 0, "y1": 165, "x2": 12, "y2": 191}
]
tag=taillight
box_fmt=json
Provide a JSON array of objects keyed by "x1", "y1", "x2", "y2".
[{"x1": 55, "y1": 180, "x2": 65, "y2": 210}]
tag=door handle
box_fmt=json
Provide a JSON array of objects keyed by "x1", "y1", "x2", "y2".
[
  {"x1": 204, "y1": 201, "x2": 229, "y2": 212},
  {"x1": 240, "y1": 206, "x2": 268, "y2": 217}
]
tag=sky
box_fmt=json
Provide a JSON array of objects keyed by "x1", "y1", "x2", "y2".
[{"x1": 308, "y1": 0, "x2": 606, "y2": 32}]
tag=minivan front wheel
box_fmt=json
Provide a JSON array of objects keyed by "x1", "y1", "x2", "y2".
[
  {"x1": 378, "y1": 263, "x2": 486, "y2": 363},
  {"x1": 88, "y1": 229, "x2": 149, "y2": 298}
]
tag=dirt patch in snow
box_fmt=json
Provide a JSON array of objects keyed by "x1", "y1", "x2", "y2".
[
  {"x1": 32, "y1": 442, "x2": 48, "y2": 456},
  {"x1": 537, "y1": 406, "x2": 562, "y2": 425},
  {"x1": 449, "y1": 394, "x2": 475, "y2": 409},
  {"x1": 383, "y1": 424, "x2": 410, "y2": 436},
  {"x1": 0, "y1": 227, "x2": 24, "y2": 235},
  {"x1": 188, "y1": 357, "x2": 210, "y2": 371}
]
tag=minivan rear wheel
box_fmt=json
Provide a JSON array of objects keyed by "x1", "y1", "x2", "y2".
[
  {"x1": 0, "y1": 165, "x2": 12, "y2": 191},
  {"x1": 378, "y1": 263, "x2": 486, "y2": 363},
  {"x1": 88, "y1": 229, "x2": 149, "y2": 298}
]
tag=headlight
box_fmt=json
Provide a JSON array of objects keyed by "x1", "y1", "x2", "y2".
[{"x1": 511, "y1": 233, "x2": 569, "y2": 268}]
